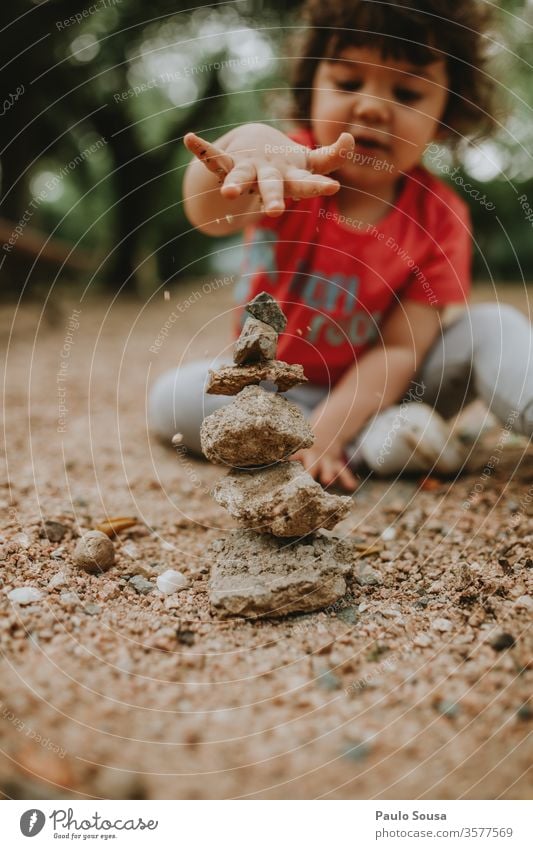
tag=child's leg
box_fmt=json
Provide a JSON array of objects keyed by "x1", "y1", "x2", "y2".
[
  {"x1": 148, "y1": 359, "x2": 233, "y2": 453},
  {"x1": 418, "y1": 302, "x2": 533, "y2": 437},
  {"x1": 149, "y1": 363, "x2": 328, "y2": 455}
]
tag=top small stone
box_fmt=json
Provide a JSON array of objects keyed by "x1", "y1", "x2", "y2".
[{"x1": 245, "y1": 292, "x2": 287, "y2": 333}]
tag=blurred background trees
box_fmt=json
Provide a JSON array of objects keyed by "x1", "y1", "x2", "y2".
[{"x1": 1, "y1": 0, "x2": 533, "y2": 295}]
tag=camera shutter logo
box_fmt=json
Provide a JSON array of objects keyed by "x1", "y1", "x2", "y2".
[{"x1": 20, "y1": 809, "x2": 46, "y2": 837}]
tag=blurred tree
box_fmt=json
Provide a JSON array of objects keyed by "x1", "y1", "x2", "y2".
[
  {"x1": 0, "y1": 0, "x2": 299, "y2": 291},
  {"x1": 1, "y1": 0, "x2": 533, "y2": 294}
]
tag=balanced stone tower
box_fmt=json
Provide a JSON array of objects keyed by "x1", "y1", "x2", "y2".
[{"x1": 201, "y1": 293, "x2": 353, "y2": 619}]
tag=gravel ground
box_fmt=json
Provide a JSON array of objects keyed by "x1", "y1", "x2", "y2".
[{"x1": 0, "y1": 282, "x2": 531, "y2": 800}]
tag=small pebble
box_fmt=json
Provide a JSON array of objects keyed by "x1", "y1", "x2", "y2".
[
  {"x1": 433, "y1": 617, "x2": 453, "y2": 632},
  {"x1": 413, "y1": 633, "x2": 432, "y2": 647},
  {"x1": 171, "y1": 433, "x2": 183, "y2": 446},
  {"x1": 436, "y1": 699, "x2": 459, "y2": 718},
  {"x1": 514, "y1": 594, "x2": 533, "y2": 610},
  {"x1": 74, "y1": 531, "x2": 115, "y2": 573},
  {"x1": 13, "y1": 532, "x2": 31, "y2": 550},
  {"x1": 84, "y1": 603, "x2": 101, "y2": 616},
  {"x1": 128, "y1": 575, "x2": 154, "y2": 595},
  {"x1": 41, "y1": 520, "x2": 68, "y2": 543},
  {"x1": 60, "y1": 591, "x2": 81, "y2": 607},
  {"x1": 8, "y1": 587, "x2": 42, "y2": 605},
  {"x1": 177, "y1": 629, "x2": 195, "y2": 646},
  {"x1": 380, "y1": 526, "x2": 396, "y2": 542},
  {"x1": 342, "y1": 740, "x2": 372, "y2": 761},
  {"x1": 48, "y1": 571, "x2": 67, "y2": 590},
  {"x1": 355, "y1": 560, "x2": 382, "y2": 586},
  {"x1": 489, "y1": 632, "x2": 516, "y2": 651},
  {"x1": 51, "y1": 547, "x2": 65, "y2": 560},
  {"x1": 157, "y1": 569, "x2": 189, "y2": 594},
  {"x1": 316, "y1": 670, "x2": 342, "y2": 691}
]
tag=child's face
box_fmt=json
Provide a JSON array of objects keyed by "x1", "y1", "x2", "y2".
[{"x1": 311, "y1": 46, "x2": 449, "y2": 189}]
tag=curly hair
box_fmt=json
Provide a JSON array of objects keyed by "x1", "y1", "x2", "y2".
[{"x1": 288, "y1": 0, "x2": 498, "y2": 143}]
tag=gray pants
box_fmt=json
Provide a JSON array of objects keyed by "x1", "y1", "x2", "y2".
[{"x1": 148, "y1": 303, "x2": 533, "y2": 470}]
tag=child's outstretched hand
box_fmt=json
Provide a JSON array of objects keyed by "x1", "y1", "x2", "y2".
[{"x1": 184, "y1": 125, "x2": 355, "y2": 217}]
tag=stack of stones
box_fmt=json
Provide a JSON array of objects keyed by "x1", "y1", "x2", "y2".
[{"x1": 200, "y1": 292, "x2": 355, "y2": 619}]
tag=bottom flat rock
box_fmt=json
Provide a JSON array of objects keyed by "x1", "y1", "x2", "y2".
[{"x1": 209, "y1": 530, "x2": 353, "y2": 618}]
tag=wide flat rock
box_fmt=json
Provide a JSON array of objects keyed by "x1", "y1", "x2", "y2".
[
  {"x1": 206, "y1": 360, "x2": 307, "y2": 395},
  {"x1": 209, "y1": 530, "x2": 353, "y2": 618},
  {"x1": 214, "y1": 461, "x2": 352, "y2": 537},
  {"x1": 200, "y1": 385, "x2": 314, "y2": 466}
]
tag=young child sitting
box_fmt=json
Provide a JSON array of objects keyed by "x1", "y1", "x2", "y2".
[{"x1": 149, "y1": 0, "x2": 533, "y2": 492}]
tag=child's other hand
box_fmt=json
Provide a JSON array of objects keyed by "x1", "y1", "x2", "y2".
[
  {"x1": 292, "y1": 442, "x2": 359, "y2": 493},
  {"x1": 184, "y1": 125, "x2": 355, "y2": 217}
]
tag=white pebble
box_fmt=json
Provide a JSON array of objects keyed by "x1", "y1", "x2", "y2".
[
  {"x1": 514, "y1": 594, "x2": 533, "y2": 610},
  {"x1": 13, "y1": 532, "x2": 31, "y2": 550},
  {"x1": 48, "y1": 571, "x2": 67, "y2": 589},
  {"x1": 380, "y1": 526, "x2": 396, "y2": 542},
  {"x1": 433, "y1": 617, "x2": 453, "y2": 632},
  {"x1": 121, "y1": 542, "x2": 139, "y2": 559},
  {"x1": 51, "y1": 547, "x2": 65, "y2": 560},
  {"x1": 156, "y1": 569, "x2": 189, "y2": 594},
  {"x1": 413, "y1": 633, "x2": 432, "y2": 647},
  {"x1": 8, "y1": 587, "x2": 42, "y2": 605}
]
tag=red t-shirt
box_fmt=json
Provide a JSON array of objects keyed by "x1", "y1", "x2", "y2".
[{"x1": 234, "y1": 127, "x2": 471, "y2": 386}]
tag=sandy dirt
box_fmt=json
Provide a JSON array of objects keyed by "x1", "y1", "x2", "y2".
[{"x1": 0, "y1": 282, "x2": 531, "y2": 800}]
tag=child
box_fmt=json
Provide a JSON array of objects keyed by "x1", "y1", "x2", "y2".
[{"x1": 149, "y1": 0, "x2": 533, "y2": 492}]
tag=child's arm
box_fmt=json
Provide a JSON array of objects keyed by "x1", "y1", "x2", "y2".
[
  {"x1": 294, "y1": 301, "x2": 442, "y2": 490},
  {"x1": 183, "y1": 124, "x2": 354, "y2": 236}
]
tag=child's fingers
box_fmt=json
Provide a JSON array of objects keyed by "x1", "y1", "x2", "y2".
[
  {"x1": 284, "y1": 166, "x2": 340, "y2": 198},
  {"x1": 256, "y1": 163, "x2": 285, "y2": 215},
  {"x1": 334, "y1": 464, "x2": 359, "y2": 492},
  {"x1": 220, "y1": 161, "x2": 257, "y2": 198},
  {"x1": 307, "y1": 132, "x2": 355, "y2": 175},
  {"x1": 184, "y1": 132, "x2": 234, "y2": 182}
]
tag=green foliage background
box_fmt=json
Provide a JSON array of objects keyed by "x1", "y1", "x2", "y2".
[{"x1": 1, "y1": 0, "x2": 533, "y2": 293}]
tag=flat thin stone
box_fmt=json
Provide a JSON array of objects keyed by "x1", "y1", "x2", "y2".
[
  {"x1": 200, "y1": 385, "x2": 314, "y2": 466},
  {"x1": 209, "y1": 530, "x2": 353, "y2": 618},
  {"x1": 214, "y1": 461, "x2": 351, "y2": 537},
  {"x1": 245, "y1": 291, "x2": 287, "y2": 333},
  {"x1": 206, "y1": 360, "x2": 307, "y2": 395},
  {"x1": 233, "y1": 316, "x2": 278, "y2": 365}
]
